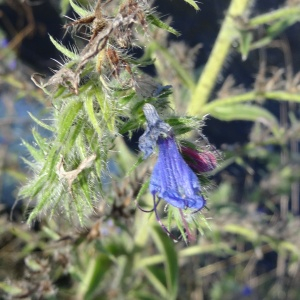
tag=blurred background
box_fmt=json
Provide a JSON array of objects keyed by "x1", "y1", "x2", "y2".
[{"x1": 1, "y1": 0, "x2": 300, "y2": 299}]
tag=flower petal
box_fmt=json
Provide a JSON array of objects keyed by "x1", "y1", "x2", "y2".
[
  {"x1": 149, "y1": 137, "x2": 205, "y2": 209},
  {"x1": 139, "y1": 103, "x2": 172, "y2": 158}
]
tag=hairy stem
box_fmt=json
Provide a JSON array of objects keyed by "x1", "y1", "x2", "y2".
[{"x1": 187, "y1": 0, "x2": 251, "y2": 114}]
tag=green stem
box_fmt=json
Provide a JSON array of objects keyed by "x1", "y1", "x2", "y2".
[{"x1": 187, "y1": 0, "x2": 251, "y2": 115}]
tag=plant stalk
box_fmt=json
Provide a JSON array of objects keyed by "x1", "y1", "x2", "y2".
[{"x1": 187, "y1": 0, "x2": 251, "y2": 114}]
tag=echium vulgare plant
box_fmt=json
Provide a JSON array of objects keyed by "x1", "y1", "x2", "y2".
[{"x1": 19, "y1": 0, "x2": 217, "y2": 241}]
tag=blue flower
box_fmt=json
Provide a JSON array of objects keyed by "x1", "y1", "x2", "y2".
[{"x1": 139, "y1": 104, "x2": 205, "y2": 210}]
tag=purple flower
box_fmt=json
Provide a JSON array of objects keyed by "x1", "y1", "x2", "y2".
[{"x1": 139, "y1": 104, "x2": 205, "y2": 210}]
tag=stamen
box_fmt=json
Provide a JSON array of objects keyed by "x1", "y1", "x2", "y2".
[{"x1": 153, "y1": 196, "x2": 178, "y2": 242}]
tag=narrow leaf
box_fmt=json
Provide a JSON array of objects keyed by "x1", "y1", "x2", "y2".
[
  {"x1": 78, "y1": 175, "x2": 93, "y2": 209},
  {"x1": 84, "y1": 96, "x2": 102, "y2": 136},
  {"x1": 144, "y1": 267, "x2": 168, "y2": 298},
  {"x1": 224, "y1": 224, "x2": 258, "y2": 242},
  {"x1": 57, "y1": 100, "x2": 83, "y2": 143},
  {"x1": 63, "y1": 117, "x2": 84, "y2": 154},
  {"x1": 81, "y1": 254, "x2": 112, "y2": 300},
  {"x1": 150, "y1": 226, "x2": 178, "y2": 300},
  {"x1": 28, "y1": 112, "x2": 55, "y2": 132},
  {"x1": 69, "y1": 0, "x2": 89, "y2": 17},
  {"x1": 94, "y1": 89, "x2": 115, "y2": 132},
  {"x1": 27, "y1": 181, "x2": 57, "y2": 223},
  {"x1": 32, "y1": 128, "x2": 48, "y2": 153},
  {"x1": 60, "y1": 0, "x2": 70, "y2": 15},
  {"x1": 49, "y1": 35, "x2": 78, "y2": 60},
  {"x1": 209, "y1": 104, "x2": 278, "y2": 128},
  {"x1": 22, "y1": 139, "x2": 44, "y2": 161},
  {"x1": 0, "y1": 282, "x2": 23, "y2": 296},
  {"x1": 146, "y1": 14, "x2": 180, "y2": 37},
  {"x1": 184, "y1": 0, "x2": 200, "y2": 10}
]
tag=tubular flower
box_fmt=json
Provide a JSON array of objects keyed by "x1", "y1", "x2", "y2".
[
  {"x1": 139, "y1": 104, "x2": 205, "y2": 210},
  {"x1": 180, "y1": 146, "x2": 217, "y2": 173}
]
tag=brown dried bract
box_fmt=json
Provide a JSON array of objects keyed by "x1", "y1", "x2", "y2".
[
  {"x1": 64, "y1": 0, "x2": 108, "y2": 42},
  {"x1": 31, "y1": 68, "x2": 79, "y2": 94},
  {"x1": 40, "y1": 0, "x2": 148, "y2": 94},
  {"x1": 56, "y1": 154, "x2": 97, "y2": 196},
  {"x1": 105, "y1": 48, "x2": 132, "y2": 78}
]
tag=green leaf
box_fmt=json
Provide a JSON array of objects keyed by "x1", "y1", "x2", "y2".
[
  {"x1": 135, "y1": 179, "x2": 150, "y2": 207},
  {"x1": 63, "y1": 117, "x2": 84, "y2": 154},
  {"x1": 150, "y1": 226, "x2": 178, "y2": 300},
  {"x1": 118, "y1": 91, "x2": 136, "y2": 106},
  {"x1": 80, "y1": 254, "x2": 112, "y2": 300},
  {"x1": 60, "y1": 0, "x2": 70, "y2": 16},
  {"x1": 19, "y1": 175, "x2": 46, "y2": 198},
  {"x1": 250, "y1": 17, "x2": 299, "y2": 50},
  {"x1": 94, "y1": 89, "x2": 115, "y2": 132},
  {"x1": 119, "y1": 117, "x2": 143, "y2": 134},
  {"x1": 179, "y1": 243, "x2": 235, "y2": 257},
  {"x1": 72, "y1": 192, "x2": 84, "y2": 226},
  {"x1": 0, "y1": 282, "x2": 24, "y2": 296},
  {"x1": 32, "y1": 128, "x2": 48, "y2": 153},
  {"x1": 239, "y1": 31, "x2": 253, "y2": 60},
  {"x1": 49, "y1": 185, "x2": 65, "y2": 220},
  {"x1": 223, "y1": 224, "x2": 258, "y2": 242},
  {"x1": 146, "y1": 14, "x2": 180, "y2": 37},
  {"x1": 42, "y1": 226, "x2": 61, "y2": 240},
  {"x1": 40, "y1": 146, "x2": 60, "y2": 178},
  {"x1": 144, "y1": 266, "x2": 168, "y2": 298},
  {"x1": 249, "y1": 6, "x2": 300, "y2": 27},
  {"x1": 131, "y1": 291, "x2": 162, "y2": 300},
  {"x1": 78, "y1": 175, "x2": 93, "y2": 209},
  {"x1": 27, "y1": 181, "x2": 57, "y2": 223},
  {"x1": 6, "y1": 169, "x2": 27, "y2": 182},
  {"x1": 69, "y1": 0, "x2": 89, "y2": 17},
  {"x1": 166, "y1": 116, "x2": 201, "y2": 135},
  {"x1": 84, "y1": 96, "x2": 102, "y2": 136},
  {"x1": 49, "y1": 35, "x2": 78, "y2": 60},
  {"x1": 57, "y1": 100, "x2": 83, "y2": 143},
  {"x1": 183, "y1": 0, "x2": 200, "y2": 10},
  {"x1": 22, "y1": 139, "x2": 44, "y2": 161},
  {"x1": 209, "y1": 104, "x2": 278, "y2": 128},
  {"x1": 28, "y1": 112, "x2": 55, "y2": 132},
  {"x1": 279, "y1": 241, "x2": 300, "y2": 258}
]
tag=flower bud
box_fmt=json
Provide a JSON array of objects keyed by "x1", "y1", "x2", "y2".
[{"x1": 181, "y1": 146, "x2": 217, "y2": 173}]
